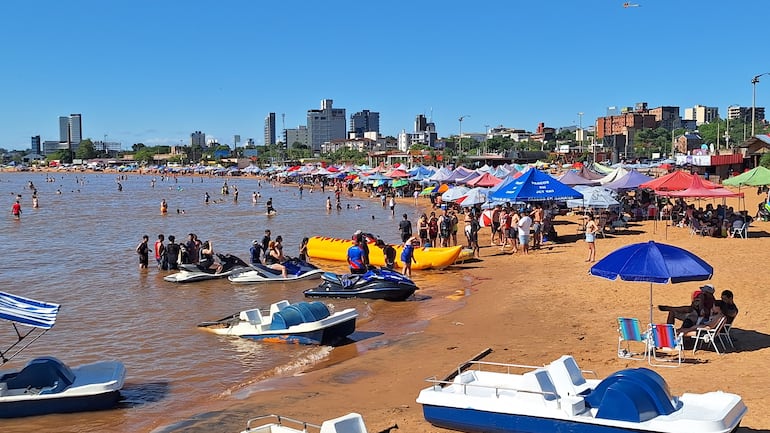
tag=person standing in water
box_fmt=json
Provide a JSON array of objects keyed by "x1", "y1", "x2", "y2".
[
  {"x1": 160, "y1": 199, "x2": 168, "y2": 215},
  {"x1": 266, "y1": 198, "x2": 275, "y2": 214},
  {"x1": 136, "y1": 235, "x2": 149, "y2": 269},
  {"x1": 11, "y1": 200, "x2": 21, "y2": 220}
]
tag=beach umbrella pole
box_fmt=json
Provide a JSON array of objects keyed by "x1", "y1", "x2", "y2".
[{"x1": 649, "y1": 282, "x2": 654, "y2": 325}]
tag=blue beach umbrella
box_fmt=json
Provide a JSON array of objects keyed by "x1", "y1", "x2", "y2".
[{"x1": 589, "y1": 241, "x2": 713, "y2": 324}]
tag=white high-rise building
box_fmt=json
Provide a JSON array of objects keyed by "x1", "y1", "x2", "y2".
[
  {"x1": 307, "y1": 99, "x2": 346, "y2": 153},
  {"x1": 684, "y1": 105, "x2": 718, "y2": 125}
]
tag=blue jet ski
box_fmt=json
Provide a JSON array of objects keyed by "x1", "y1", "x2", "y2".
[{"x1": 304, "y1": 268, "x2": 418, "y2": 301}]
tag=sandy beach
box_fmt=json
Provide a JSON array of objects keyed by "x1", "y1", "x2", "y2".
[
  {"x1": 162, "y1": 180, "x2": 769, "y2": 433},
  {"x1": 5, "y1": 168, "x2": 767, "y2": 432}
]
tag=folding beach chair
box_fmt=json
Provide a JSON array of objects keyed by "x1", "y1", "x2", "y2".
[
  {"x1": 648, "y1": 324, "x2": 683, "y2": 367},
  {"x1": 689, "y1": 316, "x2": 728, "y2": 355},
  {"x1": 730, "y1": 222, "x2": 748, "y2": 239},
  {"x1": 617, "y1": 317, "x2": 649, "y2": 361},
  {"x1": 718, "y1": 321, "x2": 735, "y2": 350}
]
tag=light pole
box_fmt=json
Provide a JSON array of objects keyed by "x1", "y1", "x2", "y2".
[
  {"x1": 751, "y1": 73, "x2": 770, "y2": 137},
  {"x1": 577, "y1": 112, "x2": 584, "y2": 153},
  {"x1": 458, "y1": 115, "x2": 470, "y2": 155},
  {"x1": 726, "y1": 104, "x2": 739, "y2": 149}
]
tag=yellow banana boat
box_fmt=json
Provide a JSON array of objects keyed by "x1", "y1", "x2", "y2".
[{"x1": 307, "y1": 236, "x2": 462, "y2": 270}]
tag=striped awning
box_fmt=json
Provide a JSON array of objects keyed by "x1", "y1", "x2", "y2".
[{"x1": 0, "y1": 291, "x2": 60, "y2": 329}]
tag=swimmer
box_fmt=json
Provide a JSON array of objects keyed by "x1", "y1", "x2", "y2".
[{"x1": 11, "y1": 200, "x2": 21, "y2": 219}]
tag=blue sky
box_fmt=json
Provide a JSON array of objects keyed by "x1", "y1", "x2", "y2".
[{"x1": 2, "y1": 0, "x2": 768, "y2": 150}]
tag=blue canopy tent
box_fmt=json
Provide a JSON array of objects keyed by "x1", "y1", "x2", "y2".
[{"x1": 488, "y1": 167, "x2": 583, "y2": 203}]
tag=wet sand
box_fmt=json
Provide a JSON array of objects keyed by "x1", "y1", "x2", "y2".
[{"x1": 173, "y1": 184, "x2": 770, "y2": 433}]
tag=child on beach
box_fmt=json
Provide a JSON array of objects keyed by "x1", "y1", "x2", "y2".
[{"x1": 401, "y1": 237, "x2": 418, "y2": 277}]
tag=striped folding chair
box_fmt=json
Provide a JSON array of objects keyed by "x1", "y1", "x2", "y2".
[
  {"x1": 617, "y1": 317, "x2": 649, "y2": 361},
  {"x1": 649, "y1": 323, "x2": 683, "y2": 367}
]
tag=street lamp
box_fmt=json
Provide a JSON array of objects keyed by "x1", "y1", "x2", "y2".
[
  {"x1": 458, "y1": 115, "x2": 470, "y2": 154},
  {"x1": 577, "y1": 112, "x2": 584, "y2": 153},
  {"x1": 751, "y1": 73, "x2": 770, "y2": 137},
  {"x1": 726, "y1": 104, "x2": 739, "y2": 149}
]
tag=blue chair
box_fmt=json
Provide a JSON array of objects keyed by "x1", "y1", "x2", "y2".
[
  {"x1": 648, "y1": 324, "x2": 683, "y2": 367},
  {"x1": 617, "y1": 318, "x2": 649, "y2": 361}
]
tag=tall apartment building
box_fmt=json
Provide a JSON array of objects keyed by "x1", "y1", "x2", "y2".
[
  {"x1": 307, "y1": 99, "x2": 346, "y2": 153},
  {"x1": 31, "y1": 135, "x2": 41, "y2": 154},
  {"x1": 349, "y1": 110, "x2": 380, "y2": 138},
  {"x1": 398, "y1": 114, "x2": 438, "y2": 151},
  {"x1": 684, "y1": 105, "x2": 718, "y2": 125},
  {"x1": 191, "y1": 131, "x2": 206, "y2": 147},
  {"x1": 649, "y1": 106, "x2": 682, "y2": 130},
  {"x1": 264, "y1": 112, "x2": 276, "y2": 146},
  {"x1": 59, "y1": 116, "x2": 70, "y2": 143},
  {"x1": 727, "y1": 106, "x2": 765, "y2": 122},
  {"x1": 284, "y1": 126, "x2": 309, "y2": 148},
  {"x1": 415, "y1": 114, "x2": 428, "y2": 133},
  {"x1": 58, "y1": 114, "x2": 82, "y2": 150}
]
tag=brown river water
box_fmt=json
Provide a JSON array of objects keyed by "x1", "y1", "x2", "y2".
[{"x1": 0, "y1": 171, "x2": 470, "y2": 432}]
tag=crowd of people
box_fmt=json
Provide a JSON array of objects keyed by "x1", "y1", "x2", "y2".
[{"x1": 135, "y1": 229, "x2": 311, "y2": 279}]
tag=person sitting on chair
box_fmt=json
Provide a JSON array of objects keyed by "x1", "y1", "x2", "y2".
[
  {"x1": 677, "y1": 301, "x2": 725, "y2": 336},
  {"x1": 659, "y1": 284, "x2": 715, "y2": 328},
  {"x1": 720, "y1": 289, "x2": 739, "y2": 324}
]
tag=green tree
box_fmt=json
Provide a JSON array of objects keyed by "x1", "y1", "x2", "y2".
[
  {"x1": 132, "y1": 143, "x2": 146, "y2": 152},
  {"x1": 46, "y1": 150, "x2": 72, "y2": 164},
  {"x1": 633, "y1": 127, "x2": 672, "y2": 157},
  {"x1": 76, "y1": 139, "x2": 97, "y2": 159},
  {"x1": 287, "y1": 142, "x2": 311, "y2": 160},
  {"x1": 134, "y1": 147, "x2": 157, "y2": 164}
]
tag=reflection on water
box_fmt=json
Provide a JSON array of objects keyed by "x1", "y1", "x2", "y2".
[{"x1": 0, "y1": 172, "x2": 467, "y2": 432}]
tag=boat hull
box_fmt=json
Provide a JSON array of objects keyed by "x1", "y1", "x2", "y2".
[
  {"x1": 239, "y1": 317, "x2": 356, "y2": 345},
  {"x1": 164, "y1": 266, "x2": 248, "y2": 283},
  {"x1": 0, "y1": 390, "x2": 121, "y2": 418},
  {"x1": 0, "y1": 358, "x2": 125, "y2": 418},
  {"x1": 199, "y1": 302, "x2": 358, "y2": 346},
  {"x1": 304, "y1": 283, "x2": 416, "y2": 301},
  {"x1": 307, "y1": 236, "x2": 461, "y2": 270},
  {"x1": 423, "y1": 405, "x2": 743, "y2": 433}
]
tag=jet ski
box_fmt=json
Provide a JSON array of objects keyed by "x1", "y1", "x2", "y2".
[
  {"x1": 304, "y1": 268, "x2": 418, "y2": 301},
  {"x1": 228, "y1": 258, "x2": 325, "y2": 283},
  {"x1": 164, "y1": 254, "x2": 250, "y2": 283}
]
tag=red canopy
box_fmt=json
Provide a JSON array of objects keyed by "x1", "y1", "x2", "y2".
[
  {"x1": 658, "y1": 174, "x2": 743, "y2": 198},
  {"x1": 466, "y1": 172, "x2": 502, "y2": 187},
  {"x1": 640, "y1": 170, "x2": 720, "y2": 191},
  {"x1": 386, "y1": 169, "x2": 410, "y2": 178}
]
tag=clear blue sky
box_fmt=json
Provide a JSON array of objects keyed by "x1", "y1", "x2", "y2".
[{"x1": 2, "y1": 0, "x2": 768, "y2": 150}]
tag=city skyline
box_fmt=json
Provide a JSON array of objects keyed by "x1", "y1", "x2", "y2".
[{"x1": 2, "y1": 1, "x2": 769, "y2": 150}]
